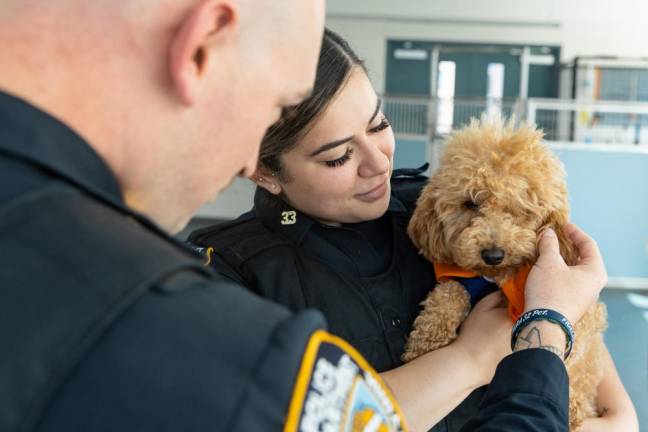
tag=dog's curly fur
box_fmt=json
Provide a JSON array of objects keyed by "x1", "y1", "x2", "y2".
[{"x1": 403, "y1": 116, "x2": 608, "y2": 431}]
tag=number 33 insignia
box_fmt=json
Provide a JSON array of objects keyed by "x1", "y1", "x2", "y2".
[{"x1": 281, "y1": 211, "x2": 297, "y2": 225}]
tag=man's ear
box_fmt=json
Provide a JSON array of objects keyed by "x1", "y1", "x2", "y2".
[
  {"x1": 169, "y1": 0, "x2": 239, "y2": 106},
  {"x1": 250, "y1": 167, "x2": 283, "y2": 195}
]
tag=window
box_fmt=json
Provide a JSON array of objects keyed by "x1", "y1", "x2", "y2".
[
  {"x1": 487, "y1": 63, "x2": 505, "y2": 116},
  {"x1": 436, "y1": 61, "x2": 456, "y2": 134}
]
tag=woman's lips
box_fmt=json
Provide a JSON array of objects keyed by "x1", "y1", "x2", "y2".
[{"x1": 355, "y1": 179, "x2": 389, "y2": 202}]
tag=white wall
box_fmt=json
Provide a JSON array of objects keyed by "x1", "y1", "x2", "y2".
[{"x1": 326, "y1": 0, "x2": 648, "y2": 93}]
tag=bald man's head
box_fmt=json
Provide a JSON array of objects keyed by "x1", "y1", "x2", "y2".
[{"x1": 0, "y1": 0, "x2": 325, "y2": 232}]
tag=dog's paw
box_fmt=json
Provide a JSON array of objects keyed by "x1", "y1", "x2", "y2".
[{"x1": 402, "y1": 281, "x2": 470, "y2": 362}]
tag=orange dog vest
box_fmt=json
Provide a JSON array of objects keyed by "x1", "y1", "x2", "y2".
[{"x1": 433, "y1": 262, "x2": 532, "y2": 322}]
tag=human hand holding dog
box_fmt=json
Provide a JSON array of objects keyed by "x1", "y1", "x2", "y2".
[
  {"x1": 456, "y1": 291, "x2": 512, "y2": 385},
  {"x1": 525, "y1": 223, "x2": 607, "y2": 323},
  {"x1": 515, "y1": 223, "x2": 607, "y2": 359}
]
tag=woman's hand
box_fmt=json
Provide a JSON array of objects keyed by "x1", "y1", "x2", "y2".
[
  {"x1": 577, "y1": 347, "x2": 639, "y2": 432},
  {"x1": 455, "y1": 291, "x2": 513, "y2": 386},
  {"x1": 380, "y1": 292, "x2": 511, "y2": 431},
  {"x1": 578, "y1": 416, "x2": 626, "y2": 432},
  {"x1": 578, "y1": 408, "x2": 639, "y2": 432}
]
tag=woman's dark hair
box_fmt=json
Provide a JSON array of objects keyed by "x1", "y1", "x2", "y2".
[{"x1": 259, "y1": 28, "x2": 367, "y2": 178}]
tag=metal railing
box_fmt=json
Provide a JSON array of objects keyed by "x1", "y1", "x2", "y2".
[
  {"x1": 383, "y1": 96, "x2": 524, "y2": 142},
  {"x1": 383, "y1": 95, "x2": 648, "y2": 147},
  {"x1": 383, "y1": 95, "x2": 430, "y2": 139},
  {"x1": 527, "y1": 98, "x2": 648, "y2": 146}
]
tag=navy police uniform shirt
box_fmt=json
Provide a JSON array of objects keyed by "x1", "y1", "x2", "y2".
[{"x1": 0, "y1": 91, "x2": 407, "y2": 432}]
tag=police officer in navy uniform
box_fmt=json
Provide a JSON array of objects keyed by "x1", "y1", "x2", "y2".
[
  {"x1": 189, "y1": 164, "x2": 434, "y2": 371},
  {"x1": 0, "y1": 0, "x2": 608, "y2": 431}
]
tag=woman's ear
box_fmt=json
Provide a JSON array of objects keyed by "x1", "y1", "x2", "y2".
[
  {"x1": 407, "y1": 183, "x2": 452, "y2": 263},
  {"x1": 540, "y1": 209, "x2": 579, "y2": 265},
  {"x1": 250, "y1": 167, "x2": 283, "y2": 195}
]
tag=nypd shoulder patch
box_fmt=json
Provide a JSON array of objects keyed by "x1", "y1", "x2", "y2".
[{"x1": 284, "y1": 330, "x2": 408, "y2": 432}]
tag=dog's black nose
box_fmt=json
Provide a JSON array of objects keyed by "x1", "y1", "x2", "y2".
[{"x1": 481, "y1": 248, "x2": 505, "y2": 265}]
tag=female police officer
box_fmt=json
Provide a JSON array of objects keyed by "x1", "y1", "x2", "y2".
[{"x1": 188, "y1": 29, "x2": 632, "y2": 432}]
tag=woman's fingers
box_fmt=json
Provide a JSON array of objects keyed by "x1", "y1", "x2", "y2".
[{"x1": 473, "y1": 291, "x2": 505, "y2": 311}]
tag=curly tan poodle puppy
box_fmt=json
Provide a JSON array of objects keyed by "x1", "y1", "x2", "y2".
[{"x1": 404, "y1": 117, "x2": 607, "y2": 430}]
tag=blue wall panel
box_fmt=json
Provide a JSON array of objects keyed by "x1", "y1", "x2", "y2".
[
  {"x1": 554, "y1": 147, "x2": 648, "y2": 279},
  {"x1": 394, "y1": 139, "x2": 427, "y2": 170}
]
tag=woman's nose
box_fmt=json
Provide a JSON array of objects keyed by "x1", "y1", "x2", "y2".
[{"x1": 358, "y1": 141, "x2": 391, "y2": 178}]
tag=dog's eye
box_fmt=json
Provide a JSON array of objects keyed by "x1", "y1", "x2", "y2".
[{"x1": 464, "y1": 200, "x2": 479, "y2": 210}]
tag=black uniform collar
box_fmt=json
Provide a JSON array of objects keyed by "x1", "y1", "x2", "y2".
[
  {"x1": 0, "y1": 90, "x2": 185, "y2": 243},
  {"x1": 0, "y1": 91, "x2": 124, "y2": 206},
  {"x1": 253, "y1": 185, "x2": 407, "y2": 246}
]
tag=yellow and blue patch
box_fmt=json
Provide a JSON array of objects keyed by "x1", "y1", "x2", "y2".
[
  {"x1": 284, "y1": 330, "x2": 408, "y2": 432},
  {"x1": 186, "y1": 244, "x2": 215, "y2": 266}
]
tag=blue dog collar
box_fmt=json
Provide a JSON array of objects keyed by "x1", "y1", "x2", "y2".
[{"x1": 455, "y1": 276, "x2": 499, "y2": 307}]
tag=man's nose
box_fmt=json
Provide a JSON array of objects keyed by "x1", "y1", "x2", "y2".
[{"x1": 240, "y1": 155, "x2": 260, "y2": 179}]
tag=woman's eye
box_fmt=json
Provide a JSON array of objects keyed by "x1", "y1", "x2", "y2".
[
  {"x1": 464, "y1": 200, "x2": 479, "y2": 210},
  {"x1": 325, "y1": 148, "x2": 354, "y2": 168},
  {"x1": 369, "y1": 117, "x2": 391, "y2": 134}
]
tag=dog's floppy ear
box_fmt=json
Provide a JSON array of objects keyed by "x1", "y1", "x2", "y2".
[
  {"x1": 407, "y1": 183, "x2": 452, "y2": 263},
  {"x1": 540, "y1": 209, "x2": 579, "y2": 266}
]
